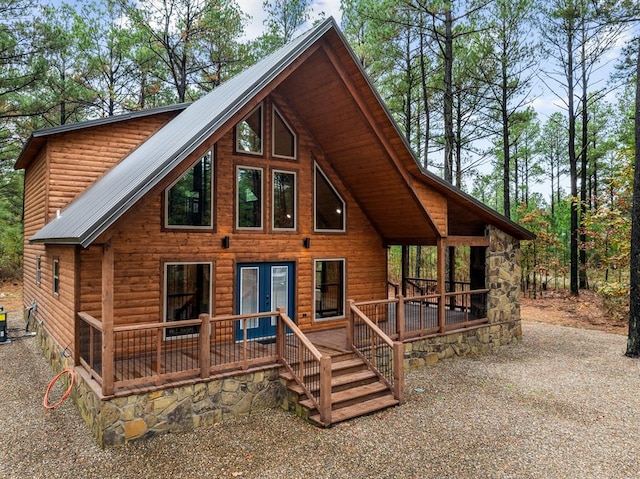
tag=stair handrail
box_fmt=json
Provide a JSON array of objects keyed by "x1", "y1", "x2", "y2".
[
  {"x1": 276, "y1": 309, "x2": 332, "y2": 424},
  {"x1": 348, "y1": 300, "x2": 405, "y2": 403}
]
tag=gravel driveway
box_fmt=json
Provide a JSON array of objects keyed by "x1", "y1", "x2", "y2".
[{"x1": 1, "y1": 311, "x2": 638, "y2": 479}]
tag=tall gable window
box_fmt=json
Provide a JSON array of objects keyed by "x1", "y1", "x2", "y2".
[
  {"x1": 166, "y1": 151, "x2": 213, "y2": 228},
  {"x1": 314, "y1": 165, "x2": 345, "y2": 232},
  {"x1": 272, "y1": 107, "x2": 296, "y2": 159},
  {"x1": 236, "y1": 105, "x2": 263, "y2": 155},
  {"x1": 237, "y1": 166, "x2": 263, "y2": 229},
  {"x1": 273, "y1": 170, "x2": 296, "y2": 230}
]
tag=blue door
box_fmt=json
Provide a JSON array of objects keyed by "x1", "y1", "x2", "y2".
[{"x1": 236, "y1": 262, "x2": 295, "y2": 340}]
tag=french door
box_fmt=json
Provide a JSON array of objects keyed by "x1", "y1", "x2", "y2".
[{"x1": 235, "y1": 262, "x2": 295, "y2": 340}]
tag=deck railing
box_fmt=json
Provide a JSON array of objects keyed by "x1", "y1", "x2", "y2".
[
  {"x1": 353, "y1": 288, "x2": 490, "y2": 340},
  {"x1": 348, "y1": 300, "x2": 404, "y2": 402},
  {"x1": 77, "y1": 311, "x2": 287, "y2": 396},
  {"x1": 276, "y1": 308, "x2": 332, "y2": 424}
]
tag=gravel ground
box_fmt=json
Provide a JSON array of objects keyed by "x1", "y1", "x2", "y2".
[{"x1": 1, "y1": 310, "x2": 639, "y2": 479}]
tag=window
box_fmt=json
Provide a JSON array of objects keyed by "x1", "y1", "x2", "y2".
[
  {"x1": 164, "y1": 262, "x2": 212, "y2": 338},
  {"x1": 314, "y1": 165, "x2": 345, "y2": 231},
  {"x1": 272, "y1": 170, "x2": 296, "y2": 230},
  {"x1": 52, "y1": 258, "x2": 59, "y2": 295},
  {"x1": 165, "y1": 151, "x2": 213, "y2": 228},
  {"x1": 314, "y1": 259, "x2": 345, "y2": 320},
  {"x1": 236, "y1": 105, "x2": 263, "y2": 155},
  {"x1": 237, "y1": 166, "x2": 263, "y2": 229},
  {"x1": 36, "y1": 256, "x2": 41, "y2": 285},
  {"x1": 272, "y1": 107, "x2": 296, "y2": 159}
]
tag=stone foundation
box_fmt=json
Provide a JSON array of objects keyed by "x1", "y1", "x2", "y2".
[
  {"x1": 403, "y1": 320, "x2": 521, "y2": 369},
  {"x1": 34, "y1": 320, "x2": 286, "y2": 447}
]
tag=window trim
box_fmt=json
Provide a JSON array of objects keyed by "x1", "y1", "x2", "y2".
[
  {"x1": 164, "y1": 149, "x2": 214, "y2": 230},
  {"x1": 272, "y1": 105, "x2": 297, "y2": 160},
  {"x1": 52, "y1": 258, "x2": 60, "y2": 296},
  {"x1": 272, "y1": 169, "x2": 297, "y2": 232},
  {"x1": 236, "y1": 165, "x2": 264, "y2": 231},
  {"x1": 36, "y1": 255, "x2": 41, "y2": 285},
  {"x1": 313, "y1": 258, "x2": 346, "y2": 321},
  {"x1": 162, "y1": 261, "x2": 213, "y2": 340},
  {"x1": 314, "y1": 164, "x2": 346, "y2": 233},
  {"x1": 235, "y1": 104, "x2": 263, "y2": 156}
]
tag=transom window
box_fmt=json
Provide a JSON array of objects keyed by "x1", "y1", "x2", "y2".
[
  {"x1": 236, "y1": 105, "x2": 263, "y2": 155},
  {"x1": 164, "y1": 262, "x2": 212, "y2": 339},
  {"x1": 237, "y1": 166, "x2": 263, "y2": 229},
  {"x1": 36, "y1": 256, "x2": 41, "y2": 285},
  {"x1": 314, "y1": 165, "x2": 345, "y2": 232},
  {"x1": 272, "y1": 170, "x2": 296, "y2": 230},
  {"x1": 315, "y1": 259, "x2": 345, "y2": 320},
  {"x1": 272, "y1": 107, "x2": 296, "y2": 159},
  {"x1": 165, "y1": 151, "x2": 213, "y2": 228},
  {"x1": 52, "y1": 258, "x2": 59, "y2": 295}
]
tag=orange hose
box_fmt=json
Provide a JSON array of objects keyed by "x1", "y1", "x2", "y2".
[{"x1": 43, "y1": 369, "x2": 76, "y2": 410}]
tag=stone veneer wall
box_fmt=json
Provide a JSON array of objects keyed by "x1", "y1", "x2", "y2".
[
  {"x1": 404, "y1": 226, "x2": 523, "y2": 369},
  {"x1": 35, "y1": 320, "x2": 286, "y2": 447}
]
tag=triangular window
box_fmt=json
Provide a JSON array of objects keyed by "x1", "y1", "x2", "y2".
[
  {"x1": 314, "y1": 165, "x2": 345, "y2": 231},
  {"x1": 236, "y1": 105, "x2": 263, "y2": 155},
  {"x1": 272, "y1": 107, "x2": 296, "y2": 159}
]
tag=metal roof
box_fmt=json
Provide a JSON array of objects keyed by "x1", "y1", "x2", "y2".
[
  {"x1": 29, "y1": 18, "x2": 337, "y2": 247},
  {"x1": 28, "y1": 17, "x2": 534, "y2": 246},
  {"x1": 14, "y1": 103, "x2": 190, "y2": 170}
]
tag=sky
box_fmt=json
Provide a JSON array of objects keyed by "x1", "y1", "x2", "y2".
[{"x1": 236, "y1": 0, "x2": 343, "y2": 40}]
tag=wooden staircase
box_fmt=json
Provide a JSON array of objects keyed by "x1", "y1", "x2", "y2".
[{"x1": 281, "y1": 352, "x2": 400, "y2": 427}]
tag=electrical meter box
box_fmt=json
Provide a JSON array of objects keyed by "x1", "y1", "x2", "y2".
[{"x1": 0, "y1": 306, "x2": 8, "y2": 343}]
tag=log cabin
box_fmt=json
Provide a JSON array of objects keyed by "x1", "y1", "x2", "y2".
[{"x1": 16, "y1": 18, "x2": 534, "y2": 446}]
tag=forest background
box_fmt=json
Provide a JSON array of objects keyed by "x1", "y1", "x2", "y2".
[{"x1": 1, "y1": 0, "x2": 639, "y2": 321}]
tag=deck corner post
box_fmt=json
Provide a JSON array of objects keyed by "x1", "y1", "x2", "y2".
[
  {"x1": 102, "y1": 240, "x2": 114, "y2": 396},
  {"x1": 437, "y1": 237, "x2": 446, "y2": 334},
  {"x1": 319, "y1": 355, "x2": 332, "y2": 425},
  {"x1": 396, "y1": 294, "x2": 405, "y2": 341},
  {"x1": 199, "y1": 314, "x2": 210, "y2": 380},
  {"x1": 346, "y1": 299, "x2": 356, "y2": 349},
  {"x1": 392, "y1": 341, "x2": 405, "y2": 403}
]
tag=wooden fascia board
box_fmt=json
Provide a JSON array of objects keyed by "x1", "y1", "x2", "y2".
[
  {"x1": 444, "y1": 236, "x2": 490, "y2": 247},
  {"x1": 320, "y1": 43, "x2": 444, "y2": 239}
]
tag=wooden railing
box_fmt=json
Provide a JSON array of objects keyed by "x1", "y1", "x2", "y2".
[
  {"x1": 348, "y1": 300, "x2": 404, "y2": 402},
  {"x1": 276, "y1": 308, "x2": 332, "y2": 424},
  {"x1": 77, "y1": 310, "x2": 288, "y2": 396},
  {"x1": 353, "y1": 288, "x2": 490, "y2": 340}
]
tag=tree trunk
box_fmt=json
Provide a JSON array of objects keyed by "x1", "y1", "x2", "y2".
[
  {"x1": 626, "y1": 39, "x2": 640, "y2": 357},
  {"x1": 502, "y1": 48, "x2": 511, "y2": 218},
  {"x1": 443, "y1": 7, "x2": 454, "y2": 183},
  {"x1": 567, "y1": 19, "x2": 579, "y2": 296},
  {"x1": 579, "y1": 33, "x2": 588, "y2": 290}
]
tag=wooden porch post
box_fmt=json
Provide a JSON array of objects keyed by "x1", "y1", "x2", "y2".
[
  {"x1": 102, "y1": 241, "x2": 114, "y2": 396},
  {"x1": 448, "y1": 245, "x2": 456, "y2": 310},
  {"x1": 199, "y1": 314, "x2": 210, "y2": 380},
  {"x1": 276, "y1": 307, "x2": 286, "y2": 361},
  {"x1": 346, "y1": 299, "x2": 355, "y2": 350},
  {"x1": 392, "y1": 341, "x2": 405, "y2": 403},
  {"x1": 396, "y1": 294, "x2": 405, "y2": 341},
  {"x1": 437, "y1": 237, "x2": 446, "y2": 333},
  {"x1": 319, "y1": 356, "x2": 332, "y2": 425},
  {"x1": 401, "y1": 245, "x2": 409, "y2": 296}
]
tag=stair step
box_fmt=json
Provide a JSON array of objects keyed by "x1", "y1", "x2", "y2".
[
  {"x1": 280, "y1": 357, "x2": 365, "y2": 382},
  {"x1": 300, "y1": 381, "x2": 390, "y2": 409},
  {"x1": 309, "y1": 395, "x2": 399, "y2": 425},
  {"x1": 283, "y1": 368, "x2": 377, "y2": 395}
]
